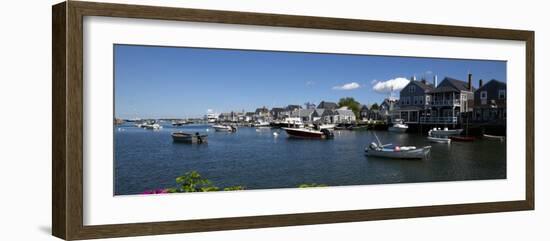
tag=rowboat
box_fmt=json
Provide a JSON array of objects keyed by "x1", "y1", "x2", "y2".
[
  {"x1": 483, "y1": 134, "x2": 505, "y2": 141},
  {"x1": 429, "y1": 127, "x2": 463, "y2": 136},
  {"x1": 428, "y1": 136, "x2": 451, "y2": 144},
  {"x1": 450, "y1": 136, "x2": 476, "y2": 142},
  {"x1": 365, "y1": 132, "x2": 431, "y2": 159},
  {"x1": 212, "y1": 124, "x2": 237, "y2": 132},
  {"x1": 282, "y1": 127, "x2": 334, "y2": 139},
  {"x1": 171, "y1": 132, "x2": 208, "y2": 144}
]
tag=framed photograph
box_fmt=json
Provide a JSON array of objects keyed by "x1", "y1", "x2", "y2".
[{"x1": 52, "y1": 1, "x2": 534, "y2": 240}]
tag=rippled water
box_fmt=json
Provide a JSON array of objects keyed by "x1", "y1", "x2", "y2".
[{"x1": 114, "y1": 123, "x2": 506, "y2": 195}]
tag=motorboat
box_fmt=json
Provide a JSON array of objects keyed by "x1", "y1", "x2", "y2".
[
  {"x1": 253, "y1": 121, "x2": 271, "y2": 128},
  {"x1": 365, "y1": 133, "x2": 430, "y2": 159},
  {"x1": 282, "y1": 126, "x2": 334, "y2": 139},
  {"x1": 483, "y1": 134, "x2": 505, "y2": 141},
  {"x1": 212, "y1": 124, "x2": 237, "y2": 132},
  {"x1": 172, "y1": 120, "x2": 190, "y2": 126},
  {"x1": 171, "y1": 132, "x2": 208, "y2": 144},
  {"x1": 429, "y1": 127, "x2": 463, "y2": 136},
  {"x1": 143, "y1": 123, "x2": 162, "y2": 130},
  {"x1": 388, "y1": 119, "x2": 408, "y2": 133}
]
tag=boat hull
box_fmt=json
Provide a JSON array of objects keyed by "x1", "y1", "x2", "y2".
[
  {"x1": 171, "y1": 132, "x2": 208, "y2": 144},
  {"x1": 388, "y1": 127, "x2": 407, "y2": 133},
  {"x1": 282, "y1": 127, "x2": 332, "y2": 139},
  {"x1": 430, "y1": 129, "x2": 463, "y2": 136},
  {"x1": 428, "y1": 136, "x2": 451, "y2": 144},
  {"x1": 483, "y1": 134, "x2": 505, "y2": 141},
  {"x1": 365, "y1": 146, "x2": 431, "y2": 159}
]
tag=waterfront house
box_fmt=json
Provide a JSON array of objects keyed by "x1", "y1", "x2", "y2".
[
  {"x1": 291, "y1": 108, "x2": 316, "y2": 123},
  {"x1": 334, "y1": 107, "x2": 356, "y2": 123},
  {"x1": 359, "y1": 105, "x2": 370, "y2": 121},
  {"x1": 270, "y1": 107, "x2": 286, "y2": 120},
  {"x1": 423, "y1": 74, "x2": 475, "y2": 124},
  {"x1": 244, "y1": 112, "x2": 255, "y2": 122},
  {"x1": 311, "y1": 108, "x2": 325, "y2": 123},
  {"x1": 473, "y1": 79, "x2": 506, "y2": 122},
  {"x1": 379, "y1": 98, "x2": 399, "y2": 122},
  {"x1": 254, "y1": 106, "x2": 271, "y2": 121},
  {"x1": 397, "y1": 78, "x2": 434, "y2": 123},
  {"x1": 367, "y1": 103, "x2": 381, "y2": 120},
  {"x1": 317, "y1": 101, "x2": 338, "y2": 110}
]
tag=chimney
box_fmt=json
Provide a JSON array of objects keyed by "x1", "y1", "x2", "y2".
[
  {"x1": 421, "y1": 78, "x2": 426, "y2": 84},
  {"x1": 468, "y1": 73, "x2": 472, "y2": 91},
  {"x1": 433, "y1": 75, "x2": 438, "y2": 86},
  {"x1": 479, "y1": 79, "x2": 484, "y2": 88}
]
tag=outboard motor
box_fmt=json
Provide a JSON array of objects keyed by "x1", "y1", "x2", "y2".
[
  {"x1": 369, "y1": 142, "x2": 378, "y2": 150},
  {"x1": 321, "y1": 129, "x2": 334, "y2": 139}
]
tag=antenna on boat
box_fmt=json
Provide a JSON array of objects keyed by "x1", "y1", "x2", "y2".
[{"x1": 373, "y1": 132, "x2": 383, "y2": 146}]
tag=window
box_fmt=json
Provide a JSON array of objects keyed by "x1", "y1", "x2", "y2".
[
  {"x1": 480, "y1": 91, "x2": 487, "y2": 105},
  {"x1": 409, "y1": 85, "x2": 416, "y2": 93},
  {"x1": 499, "y1": 89, "x2": 506, "y2": 99}
]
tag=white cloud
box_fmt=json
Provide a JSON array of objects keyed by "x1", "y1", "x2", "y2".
[
  {"x1": 372, "y1": 77, "x2": 410, "y2": 93},
  {"x1": 306, "y1": 80, "x2": 315, "y2": 86},
  {"x1": 332, "y1": 82, "x2": 361, "y2": 90},
  {"x1": 370, "y1": 79, "x2": 378, "y2": 85}
]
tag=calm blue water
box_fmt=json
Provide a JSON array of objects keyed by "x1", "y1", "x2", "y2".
[{"x1": 114, "y1": 123, "x2": 506, "y2": 195}]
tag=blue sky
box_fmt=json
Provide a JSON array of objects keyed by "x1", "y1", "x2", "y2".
[{"x1": 114, "y1": 44, "x2": 506, "y2": 119}]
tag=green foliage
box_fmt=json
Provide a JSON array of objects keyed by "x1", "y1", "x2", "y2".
[
  {"x1": 370, "y1": 102, "x2": 379, "y2": 110},
  {"x1": 298, "y1": 183, "x2": 327, "y2": 188},
  {"x1": 223, "y1": 186, "x2": 245, "y2": 191},
  {"x1": 175, "y1": 171, "x2": 218, "y2": 192},
  {"x1": 338, "y1": 97, "x2": 361, "y2": 119}
]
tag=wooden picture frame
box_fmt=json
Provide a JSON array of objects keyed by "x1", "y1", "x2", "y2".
[{"x1": 52, "y1": 1, "x2": 534, "y2": 240}]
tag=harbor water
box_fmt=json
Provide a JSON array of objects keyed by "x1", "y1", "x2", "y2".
[{"x1": 114, "y1": 123, "x2": 506, "y2": 195}]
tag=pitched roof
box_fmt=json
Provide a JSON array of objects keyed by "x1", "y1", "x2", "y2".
[
  {"x1": 413, "y1": 80, "x2": 435, "y2": 91},
  {"x1": 429, "y1": 77, "x2": 474, "y2": 93},
  {"x1": 318, "y1": 101, "x2": 338, "y2": 109},
  {"x1": 335, "y1": 109, "x2": 355, "y2": 116},
  {"x1": 476, "y1": 79, "x2": 506, "y2": 92}
]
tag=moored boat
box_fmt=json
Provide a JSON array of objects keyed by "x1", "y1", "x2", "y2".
[
  {"x1": 483, "y1": 134, "x2": 505, "y2": 141},
  {"x1": 171, "y1": 132, "x2": 208, "y2": 144},
  {"x1": 282, "y1": 127, "x2": 334, "y2": 139},
  {"x1": 388, "y1": 119, "x2": 408, "y2": 133},
  {"x1": 212, "y1": 124, "x2": 237, "y2": 132},
  {"x1": 364, "y1": 132, "x2": 431, "y2": 159},
  {"x1": 253, "y1": 121, "x2": 271, "y2": 128},
  {"x1": 143, "y1": 123, "x2": 162, "y2": 130},
  {"x1": 429, "y1": 127, "x2": 463, "y2": 136}
]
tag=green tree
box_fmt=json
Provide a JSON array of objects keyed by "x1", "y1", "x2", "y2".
[
  {"x1": 223, "y1": 186, "x2": 245, "y2": 191},
  {"x1": 370, "y1": 102, "x2": 379, "y2": 110},
  {"x1": 338, "y1": 97, "x2": 361, "y2": 119}
]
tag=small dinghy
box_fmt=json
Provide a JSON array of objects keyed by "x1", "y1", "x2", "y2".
[
  {"x1": 365, "y1": 133, "x2": 431, "y2": 159},
  {"x1": 171, "y1": 132, "x2": 208, "y2": 144},
  {"x1": 483, "y1": 134, "x2": 505, "y2": 141}
]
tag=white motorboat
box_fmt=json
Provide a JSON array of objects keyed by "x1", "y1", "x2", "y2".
[
  {"x1": 212, "y1": 124, "x2": 237, "y2": 132},
  {"x1": 365, "y1": 133, "x2": 430, "y2": 159},
  {"x1": 253, "y1": 121, "x2": 271, "y2": 128},
  {"x1": 318, "y1": 124, "x2": 336, "y2": 130},
  {"x1": 388, "y1": 119, "x2": 408, "y2": 133},
  {"x1": 143, "y1": 123, "x2": 161, "y2": 130},
  {"x1": 429, "y1": 127, "x2": 463, "y2": 136},
  {"x1": 282, "y1": 127, "x2": 334, "y2": 139}
]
